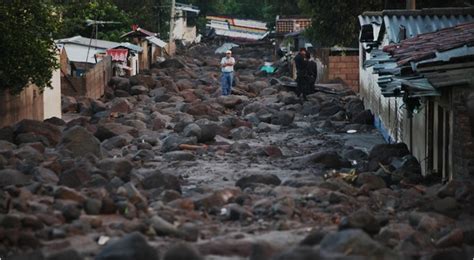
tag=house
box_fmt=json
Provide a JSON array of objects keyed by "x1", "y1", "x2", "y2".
[
  {"x1": 121, "y1": 26, "x2": 167, "y2": 70},
  {"x1": 206, "y1": 16, "x2": 269, "y2": 41},
  {"x1": 173, "y1": 3, "x2": 201, "y2": 45},
  {"x1": 56, "y1": 35, "x2": 142, "y2": 76},
  {"x1": 56, "y1": 36, "x2": 142, "y2": 99},
  {"x1": 274, "y1": 15, "x2": 311, "y2": 50},
  {"x1": 358, "y1": 7, "x2": 474, "y2": 180}
]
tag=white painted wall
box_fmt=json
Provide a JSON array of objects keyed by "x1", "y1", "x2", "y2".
[{"x1": 43, "y1": 66, "x2": 62, "y2": 119}]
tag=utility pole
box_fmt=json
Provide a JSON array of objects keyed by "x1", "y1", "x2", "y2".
[
  {"x1": 407, "y1": 0, "x2": 416, "y2": 10},
  {"x1": 169, "y1": 0, "x2": 176, "y2": 55}
]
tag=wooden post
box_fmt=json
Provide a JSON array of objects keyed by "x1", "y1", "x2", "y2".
[{"x1": 407, "y1": 0, "x2": 416, "y2": 10}]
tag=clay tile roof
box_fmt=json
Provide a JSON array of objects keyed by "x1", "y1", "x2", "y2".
[{"x1": 383, "y1": 21, "x2": 474, "y2": 66}]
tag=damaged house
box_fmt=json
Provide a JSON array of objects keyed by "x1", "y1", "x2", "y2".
[
  {"x1": 121, "y1": 26, "x2": 167, "y2": 71},
  {"x1": 172, "y1": 3, "x2": 201, "y2": 45},
  {"x1": 206, "y1": 16, "x2": 269, "y2": 41},
  {"x1": 359, "y1": 8, "x2": 474, "y2": 180}
]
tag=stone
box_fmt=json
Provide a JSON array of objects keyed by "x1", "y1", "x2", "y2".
[
  {"x1": 142, "y1": 171, "x2": 181, "y2": 192},
  {"x1": 342, "y1": 148, "x2": 368, "y2": 162},
  {"x1": 84, "y1": 198, "x2": 102, "y2": 215},
  {"x1": 355, "y1": 172, "x2": 386, "y2": 190},
  {"x1": 109, "y1": 76, "x2": 131, "y2": 92},
  {"x1": 32, "y1": 167, "x2": 59, "y2": 184},
  {"x1": 0, "y1": 169, "x2": 31, "y2": 187},
  {"x1": 197, "y1": 124, "x2": 217, "y2": 143},
  {"x1": 117, "y1": 182, "x2": 147, "y2": 208},
  {"x1": 102, "y1": 136, "x2": 129, "y2": 150},
  {"x1": 109, "y1": 98, "x2": 132, "y2": 114},
  {"x1": 304, "y1": 151, "x2": 351, "y2": 169},
  {"x1": 262, "y1": 145, "x2": 283, "y2": 158},
  {"x1": 435, "y1": 228, "x2": 464, "y2": 248},
  {"x1": 271, "y1": 111, "x2": 295, "y2": 126},
  {"x1": 368, "y1": 143, "x2": 410, "y2": 171},
  {"x1": 133, "y1": 149, "x2": 155, "y2": 161},
  {"x1": 59, "y1": 126, "x2": 102, "y2": 158},
  {"x1": 194, "y1": 188, "x2": 241, "y2": 211},
  {"x1": 158, "y1": 58, "x2": 185, "y2": 69},
  {"x1": 97, "y1": 158, "x2": 134, "y2": 181},
  {"x1": 231, "y1": 126, "x2": 254, "y2": 140},
  {"x1": 235, "y1": 174, "x2": 281, "y2": 190},
  {"x1": 14, "y1": 119, "x2": 61, "y2": 146},
  {"x1": 224, "y1": 203, "x2": 254, "y2": 221},
  {"x1": 300, "y1": 229, "x2": 327, "y2": 246},
  {"x1": 95, "y1": 123, "x2": 137, "y2": 141},
  {"x1": 248, "y1": 81, "x2": 269, "y2": 94},
  {"x1": 161, "y1": 134, "x2": 197, "y2": 152},
  {"x1": 44, "y1": 117, "x2": 66, "y2": 126},
  {"x1": 130, "y1": 85, "x2": 148, "y2": 95},
  {"x1": 339, "y1": 209, "x2": 381, "y2": 235},
  {"x1": 163, "y1": 151, "x2": 196, "y2": 161},
  {"x1": 351, "y1": 110, "x2": 373, "y2": 125},
  {"x1": 218, "y1": 95, "x2": 246, "y2": 108},
  {"x1": 319, "y1": 103, "x2": 343, "y2": 117},
  {"x1": 320, "y1": 229, "x2": 396, "y2": 258},
  {"x1": 47, "y1": 249, "x2": 83, "y2": 260},
  {"x1": 272, "y1": 247, "x2": 320, "y2": 260},
  {"x1": 60, "y1": 203, "x2": 82, "y2": 222},
  {"x1": 150, "y1": 215, "x2": 181, "y2": 237},
  {"x1": 0, "y1": 126, "x2": 14, "y2": 143},
  {"x1": 183, "y1": 123, "x2": 202, "y2": 139},
  {"x1": 432, "y1": 197, "x2": 459, "y2": 217},
  {"x1": 375, "y1": 223, "x2": 415, "y2": 248},
  {"x1": 163, "y1": 243, "x2": 203, "y2": 260},
  {"x1": 95, "y1": 232, "x2": 159, "y2": 260},
  {"x1": 390, "y1": 155, "x2": 423, "y2": 184},
  {"x1": 54, "y1": 186, "x2": 86, "y2": 203},
  {"x1": 345, "y1": 98, "x2": 365, "y2": 118},
  {"x1": 59, "y1": 166, "x2": 92, "y2": 188}
]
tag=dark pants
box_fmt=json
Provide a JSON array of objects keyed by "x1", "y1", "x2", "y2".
[{"x1": 297, "y1": 76, "x2": 314, "y2": 100}]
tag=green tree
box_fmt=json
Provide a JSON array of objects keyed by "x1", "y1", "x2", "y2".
[
  {"x1": 56, "y1": 0, "x2": 132, "y2": 42},
  {"x1": 0, "y1": 0, "x2": 59, "y2": 94}
]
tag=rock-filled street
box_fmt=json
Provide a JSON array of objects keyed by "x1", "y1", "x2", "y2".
[{"x1": 1, "y1": 42, "x2": 474, "y2": 260}]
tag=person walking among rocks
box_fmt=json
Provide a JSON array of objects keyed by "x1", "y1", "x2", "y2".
[
  {"x1": 220, "y1": 50, "x2": 236, "y2": 96},
  {"x1": 294, "y1": 48, "x2": 307, "y2": 99}
]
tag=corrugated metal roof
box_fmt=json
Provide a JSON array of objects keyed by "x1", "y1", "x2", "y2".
[
  {"x1": 360, "y1": 7, "x2": 474, "y2": 44},
  {"x1": 61, "y1": 44, "x2": 104, "y2": 64},
  {"x1": 176, "y1": 3, "x2": 200, "y2": 14},
  {"x1": 206, "y1": 16, "x2": 269, "y2": 41},
  {"x1": 146, "y1": 36, "x2": 167, "y2": 48},
  {"x1": 116, "y1": 42, "x2": 143, "y2": 53},
  {"x1": 56, "y1": 36, "x2": 118, "y2": 49}
]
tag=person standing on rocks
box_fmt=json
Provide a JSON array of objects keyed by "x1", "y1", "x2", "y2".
[
  {"x1": 294, "y1": 48, "x2": 307, "y2": 99},
  {"x1": 302, "y1": 51, "x2": 318, "y2": 100},
  {"x1": 220, "y1": 50, "x2": 236, "y2": 96}
]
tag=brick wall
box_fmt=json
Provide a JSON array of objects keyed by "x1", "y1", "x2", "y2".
[
  {"x1": 328, "y1": 55, "x2": 359, "y2": 92},
  {"x1": 61, "y1": 56, "x2": 111, "y2": 99},
  {"x1": 452, "y1": 87, "x2": 474, "y2": 178},
  {"x1": 0, "y1": 85, "x2": 44, "y2": 128}
]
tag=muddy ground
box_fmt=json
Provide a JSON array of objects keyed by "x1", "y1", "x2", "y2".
[{"x1": 0, "y1": 42, "x2": 473, "y2": 260}]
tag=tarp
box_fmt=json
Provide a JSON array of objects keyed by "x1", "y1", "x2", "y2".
[
  {"x1": 106, "y1": 49, "x2": 128, "y2": 62},
  {"x1": 215, "y1": 43, "x2": 239, "y2": 54}
]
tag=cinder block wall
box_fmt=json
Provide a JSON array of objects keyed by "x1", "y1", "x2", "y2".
[
  {"x1": 452, "y1": 87, "x2": 474, "y2": 178},
  {"x1": 328, "y1": 55, "x2": 359, "y2": 92}
]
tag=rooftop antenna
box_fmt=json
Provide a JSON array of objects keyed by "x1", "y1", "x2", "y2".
[{"x1": 85, "y1": 19, "x2": 121, "y2": 63}]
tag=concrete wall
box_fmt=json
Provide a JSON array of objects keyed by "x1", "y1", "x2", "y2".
[
  {"x1": 328, "y1": 55, "x2": 359, "y2": 92},
  {"x1": 61, "y1": 56, "x2": 112, "y2": 99},
  {"x1": 0, "y1": 85, "x2": 44, "y2": 128}
]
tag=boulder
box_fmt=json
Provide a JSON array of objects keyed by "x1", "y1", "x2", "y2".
[
  {"x1": 304, "y1": 151, "x2": 351, "y2": 169},
  {"x1": 97, "y1": 158, "x2": 134, "y2": 181},
  {"x1": 163, "y1": 151, "x2": 196, "y2": 161},
  {"x1": 130, "y1": 85, "x2": 149, "y2": 95},
  {"x1": 161, "y1": 134, "x2": 197, "y2": 152},
  {"x1": 320, "y1": 229, "x2": 397, "y2": 258},
  {"x1": 339, "y1": 209, "x2": 381, "y2": 235},
  {"x1": 271, "y1": 111, "x2": 295, "y2": 126},
  {"x1": 163, "y1": 243, "x2": 203, "y2": 260},
  {"x1": 95, "y1": 232, "x2": 159, "y2": 260},
  {"x1": 368, "y1": 143, "x2": 410, "y2": 171},
  {"x1": 230, "y1": 126, "x2": 254, "y2": 140},
  {"x1": 141, "y1": 171, "x2": 181, "y2": 192},
  {"x1": 351, "y1": 110, "x2": 374, "y2": 125},
  {"x1": 14, "y1": 119, "x2": 61, "y2": 146},
  {"x1": 109, "y1": 98, "x2": 132, "y2": 114},
  {"x1": 235, "y1": 174, "x2": 281, "y2": 190},
  {"x1": 59, "y1": 126, "x2": 102, "y2": 158},
  {"x1": 356, "y1": 172, "x2": 387, "y2": 190},
  {"x1": 0, "y1": 169, "x2": 31, "y2": 187}
]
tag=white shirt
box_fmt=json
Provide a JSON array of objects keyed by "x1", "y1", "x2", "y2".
[{"x1": 221, "y1": 57, "x2": 235, "y2": 73}]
